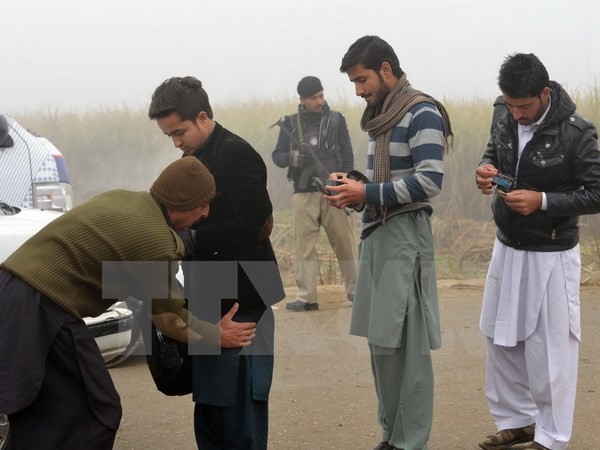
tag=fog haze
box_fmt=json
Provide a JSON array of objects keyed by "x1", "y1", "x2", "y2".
[{"x1": 3, "y1": 0, "x2": 599, "y2": 114}]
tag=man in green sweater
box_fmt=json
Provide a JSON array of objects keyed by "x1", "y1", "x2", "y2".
[{"x1": 0, "y1": 157, "x2": 257, "y2": 449}]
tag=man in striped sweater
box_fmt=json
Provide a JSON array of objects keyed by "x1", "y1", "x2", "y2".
[{"x1": 328, "y1": 35, "x2": 452, "y2": 450}]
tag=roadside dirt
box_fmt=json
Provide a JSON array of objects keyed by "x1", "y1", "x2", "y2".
[{"x1": 109, "y1": 281, "x2": 600, "y2": 449}]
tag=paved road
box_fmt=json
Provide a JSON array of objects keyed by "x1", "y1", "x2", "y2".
[{"x1": 109, "y1": 281, "x2": 600, "y2": 449}]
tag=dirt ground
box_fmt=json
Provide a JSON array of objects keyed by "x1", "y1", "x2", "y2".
[{"x1": 109, "y1": 281, "x2": 600, "y2": 450}]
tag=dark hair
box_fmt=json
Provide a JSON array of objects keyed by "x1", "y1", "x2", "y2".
[
  {"x1": 339, "y1": 35, "x2": 404, "y2": 78},
  {"x1": 497, "y1": 53, "x2": 550, "y2": 99},
  {"x1": 148, "y1": 76, "x2": 213, "y2": 121}
]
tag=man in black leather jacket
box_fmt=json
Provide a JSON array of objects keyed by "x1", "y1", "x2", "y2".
[{"x1": 475, "y1": 53, "x2": 600, "y2": 450}]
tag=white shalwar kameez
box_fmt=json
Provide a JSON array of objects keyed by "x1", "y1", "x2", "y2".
[{"x1": 480, "y1": 238, "x2": 581, "y2": 450}]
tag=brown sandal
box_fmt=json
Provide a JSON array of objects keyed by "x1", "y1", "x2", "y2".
[
  {"x1": 478, "y1": 424, "x2": 535, "y2": 449},
  {"x1": 518, "y1": 442, "x2": 549, "y2": 450}
]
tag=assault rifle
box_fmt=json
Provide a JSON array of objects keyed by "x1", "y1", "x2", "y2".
[{"x1": 269, "y1": 120, "x2": 368, "y2": 211}]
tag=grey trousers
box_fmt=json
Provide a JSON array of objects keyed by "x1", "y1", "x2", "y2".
[{"x1": 369, "y1": 295, "x2": 434, "y2": 450}]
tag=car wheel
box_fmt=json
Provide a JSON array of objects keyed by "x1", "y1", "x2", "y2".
[
  {"x1": 105, "y1": 298, "x2": 146, "y2": 369},
  {"x1": 104, "y1": 328, "x2": 143, "y2": 368},
  {"x1": 0, "y1": 414, "x2": 10, "y2": 450}
]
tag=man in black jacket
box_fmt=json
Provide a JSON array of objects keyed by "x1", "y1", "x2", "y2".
[
  {"x1": 272, "y1": 76, "x2": 357, "y2": 311},
  {"x1": 475, "y1": 53, "x2": 600, "y2": 450},
  {"x1": 149, "y1": 76, "x2": 285, "y2": 449}
]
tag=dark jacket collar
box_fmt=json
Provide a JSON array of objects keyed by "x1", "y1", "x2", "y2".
[
  {"x1": 193, "y1": 121, "x2": 224, "y2": 162},
  {"x1": 542, "y1": 81, "x2": 576, "y2": 128}
]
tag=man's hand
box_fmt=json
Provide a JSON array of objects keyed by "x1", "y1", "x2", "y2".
[
  {"x1": 499, "y1": 189, "x2": 542, "y2": 216},
  {"x1": 218, "y1": 303, "x2": 256, "y2": 348},
  {"x1": 324, "y1": 172, "x2": 366, "y2": 209},
  {"x1": 475, "y1": 164, "x2": 498, "y2": 195},
  {"x1": 289, "y1": 150, "x2": 305, "y2": 168}
]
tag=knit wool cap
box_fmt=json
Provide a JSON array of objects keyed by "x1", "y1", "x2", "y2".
[
  {"x1": 150, "y1": 157, "x2": 215, "y2": 211},
  {"x1": 297, "y1": 76, "x2": 323, "y2": 98}
]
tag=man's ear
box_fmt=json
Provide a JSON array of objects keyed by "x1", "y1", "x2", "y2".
[
  {"x1": 379, "y1": 61, "x2": 397, "y2": 89},
  {"x1": 195, "y1": 111, "x2": 209, "y2": 125},
  {"x1": 540, "y1": 86, "x2": 551, "y2": 103},
  {"x1": 380, "y1": 62, "x2": 393, "y2": 78}
]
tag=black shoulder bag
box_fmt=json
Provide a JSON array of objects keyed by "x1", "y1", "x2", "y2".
[{"x1": 146, "y1": 326, "x2": 193, "y2": 396}]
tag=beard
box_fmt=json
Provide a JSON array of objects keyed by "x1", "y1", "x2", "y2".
[
  {"x1": 366, "y1": 72, "x2": 391, "y2": 107},
  {"x1": 372, "y1": 85, "x2": 390, "y2": 107}
]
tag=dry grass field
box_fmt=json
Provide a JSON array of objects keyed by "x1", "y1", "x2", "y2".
[{"x1": 13, "y1": 90, "x2": 600, "y2": 284}]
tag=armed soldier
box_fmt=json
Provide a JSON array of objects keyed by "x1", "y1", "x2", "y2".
[{"x1": 272, "y1": 76, "x2": 357, "y2": 311}]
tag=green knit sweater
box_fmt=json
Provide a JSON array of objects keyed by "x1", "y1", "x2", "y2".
[{"x1": 1, "y1": 189, "x2": 219, "y2": 343}]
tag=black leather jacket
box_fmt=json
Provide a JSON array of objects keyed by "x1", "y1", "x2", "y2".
[{"x1": 480, "y1": 82, "x2": 600, "y2": 251}]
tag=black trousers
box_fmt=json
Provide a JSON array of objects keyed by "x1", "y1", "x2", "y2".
[
  {"x1": 194, "y1": 355, "x2": 268, "y2": 450},
  {"x1": 8, "y1": 324, "x2": 117, "y2": 450},
  {"x1": 0, "y1": 270, "x2": 120, "y2": 450}
]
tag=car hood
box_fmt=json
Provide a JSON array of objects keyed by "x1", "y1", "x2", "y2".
[{"x1": 0, "y1": 208, "x2": 63, "y2": 262}]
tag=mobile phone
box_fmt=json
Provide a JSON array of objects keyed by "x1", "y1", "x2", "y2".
[
  {"x1": 313, "y1": 177, "x2": 336, "y2": 196},
  {"x1": 492, "y1": 173, "x2": 515, "y2": 193}
]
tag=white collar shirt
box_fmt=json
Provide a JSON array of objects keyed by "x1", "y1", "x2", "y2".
[{"x1": 516, "y1": 97, "x2": 552, "y2": 209}]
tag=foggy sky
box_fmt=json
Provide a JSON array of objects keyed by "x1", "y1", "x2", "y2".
[{"x1": 3, "y1": 0, "x2": 599, "y2": 114}]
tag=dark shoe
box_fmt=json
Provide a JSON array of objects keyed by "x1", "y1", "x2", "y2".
[
  {"x1": 479, "y1": 424, "x2": 535, "y2": 449},
  {"x1": 286, "y1": 300, "x2": 319, "y2": 311},
  {"x1": 372, "y1": 442, "x2": 395, "y2": 450}
]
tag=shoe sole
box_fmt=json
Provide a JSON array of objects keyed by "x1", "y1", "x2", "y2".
[
  {"x1": 479, "y1": 437, "x2": 534, "y2": 450},
  {"x1": 285, "y1": 303, "x2": 318, "y2": 311},
  {"x1": 507, "y1": 442, "x2": 536, "y2": 449}
]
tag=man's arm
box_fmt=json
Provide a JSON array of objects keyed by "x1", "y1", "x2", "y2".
[
  {"x1": 480, "y1": 132, "x2": 500, "y2": 169},
  {"x1": 149, "y1": 261, "x2": 256, "y2": 348},
  {"x1": 547, "y1": 121, "x2": 600, "y2": 216},
  {"x1": 272, "y1": 117, "x2": 292, "y2": 168},
  {"x1": 479, "y1": 97, "x2": 504, "y2": 169},
  {"x1": 475, "y1": 99, "x2": 503, "y2": 195},
  {"x1": 152, "y1": 301, "x2": 256, "y2": 348}
]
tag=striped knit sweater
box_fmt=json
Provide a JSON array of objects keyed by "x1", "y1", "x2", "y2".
[
  {"x1": 362, "y1": 102, "x2": 445, "y2": 232},
  {"x1": 1, "y1": 189, "x2": 219, "y2": 343}
]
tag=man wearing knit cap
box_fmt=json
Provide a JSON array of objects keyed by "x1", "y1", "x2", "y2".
[
  {"x1": 0, "y1": 157, "x2": 257, "y2": 449},
  {"x1": 150, "y1": 155, "x2": 215, "y2": 222},
  {"x1": 272, "y1": 75, "x2": 357, "y2": 311},
  {"x1": 149, "y1": 76, "x2": 284, "y2": 449}
]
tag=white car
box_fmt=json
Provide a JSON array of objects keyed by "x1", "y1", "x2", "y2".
[{"x1": 0, "y1": 113, "x2": 73, "y2": 212}]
